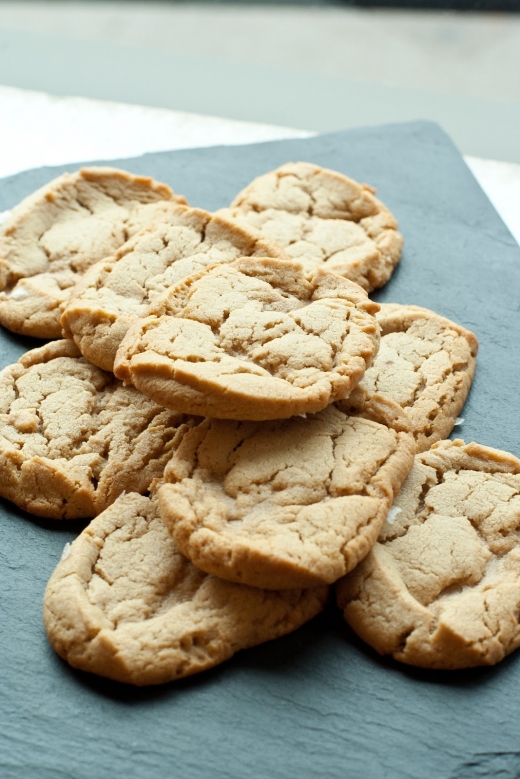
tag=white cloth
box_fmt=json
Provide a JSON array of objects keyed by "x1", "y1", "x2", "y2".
[{"x1": 1, "y1": 85, "x2": 518, "y2": 246}]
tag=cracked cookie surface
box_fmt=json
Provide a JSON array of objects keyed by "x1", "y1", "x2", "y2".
[
  {"x1": 218, "y1": 162, "x2": 403, "y2": 292},
  {"x1": 0, "y1": 340, "x2": 192, "y2": 519},
  {"x1": 337, "y1": 439, "x2": 520, "y2": 669},
  {"x1": 0, "y1": 167, "x2": 186, "y2": 338},
  {"x1": 43, "y1": 490, "x2": 328, "y2": 685},
  {"x1": 159, "y1": 397, "x2": 415, "y2": 589},
  {"x1": 346, "y1": 304, "x2": 478, "y2": 452},
  {"x1": 114, "y1": 257, "x2": 380, "y2": 420},
  {"x1": 61, "y1": 206, "x2": 287, "y2": 372}
]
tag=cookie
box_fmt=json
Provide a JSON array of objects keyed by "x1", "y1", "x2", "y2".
[
  {"x1": 337, "y1": 439, "x2": 520, "y2": 669},
  {"x1": 0, "y1": 340, "x2": 192, "y2": 519},
  {"x1": 344, "y1": 304, "x2": 478, "y2": 452},
  {"x1": 218, "y1": 162, "x2": 403, "y2": 292},
  {"x1": 61, "y1": 206, "x2": 288, "y2": 372},
  {"x1": 43, "y1": 490, "x2": 328, "y2": 686},
  {"x1": 113, "y1": 257, "x2": 380, "y2": 421},
  {"x1": 0, "y1": 167, "x2": 186, "y2": 338},
  {"x1": 158, "y1": 397, "x2": 415, "y2": 589}
]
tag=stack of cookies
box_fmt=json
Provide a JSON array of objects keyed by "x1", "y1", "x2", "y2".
[{"x1": 1, "y1": 162, "x2": 518, "y2": 686}]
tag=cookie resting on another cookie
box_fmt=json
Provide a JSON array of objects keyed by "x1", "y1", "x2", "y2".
[
  {"x1": 0, "y1": 167, "x2": 186, "y2": 338},
  {"x1": 0, "y1": 340, "x2": 192, "y2": 519},
  {"x1": 61, "y1": 205, "x2": 287, "y2": 372},
  {"x1": 43, "y1": 491, "x2": 328, "y2": 685},
  {"x1": 345, "y1": 304, "x2": 478, "y2": 452},
  {"x1": 337, "y1": 439, "x2": 520, "y2": 669},
  {"x1": 218, "y1": 161, "x2": 403, "y2": 292},
  {"x1": 114, "y1": 257, "x2": 380, "y2": 421},
  {"x1": 158, "y1": 396, "x2": 415, "y2": 590}
]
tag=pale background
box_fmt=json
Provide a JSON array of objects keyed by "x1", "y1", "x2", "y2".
[{"x1": 0, "y1": 1, "x2": 519, "y2": 241}]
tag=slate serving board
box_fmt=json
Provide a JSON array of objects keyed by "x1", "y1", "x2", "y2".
[{"x1": 1, "y1": 121, "x2": 520, "y2": 779}]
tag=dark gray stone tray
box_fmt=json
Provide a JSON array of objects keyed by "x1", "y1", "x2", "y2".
[{"x1": 1, "y1": 122, "x2": 520, "y2": 779}]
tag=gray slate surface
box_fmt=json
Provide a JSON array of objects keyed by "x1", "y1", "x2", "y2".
[{"x1": 1, "y1": 122, "x2": 520, "y2": 779}]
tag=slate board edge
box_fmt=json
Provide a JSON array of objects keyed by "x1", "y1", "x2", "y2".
[{"x1": 1, "y1": 120, "x2": 520, "y2": 779}]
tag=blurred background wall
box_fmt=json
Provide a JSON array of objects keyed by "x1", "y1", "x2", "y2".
[{"x1": 0, "y1": 1, "x2": 518, "y2": 161}]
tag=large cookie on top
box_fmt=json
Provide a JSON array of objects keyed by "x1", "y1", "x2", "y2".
[
  {"x1": 43, "y1": 491, "x2": 328, "y2": 686},
  {"x1": 337, "y1": 439, "x2": 520, "y2": 669},
  {"x1": 0, "y1": 167, "x2": 186, "y2": 338},
  {"x1": 158, "y1": 397, "x2": 415, "y2": 590},
  {"x1": 114, "y1": 257, "x2": 380, "y2": 421},
  {"x1": 0, "y1": 340, "x2": 191, "y2": 519},
  {"x1": 61, "y1": 206, "x2": 287, "y2": 372},
  {"x1": 219, "y1": 162, "x2": 403, "y2": 292},
  {"x1": 347, "y1": 304, "x2": 478, "y2": 452}
]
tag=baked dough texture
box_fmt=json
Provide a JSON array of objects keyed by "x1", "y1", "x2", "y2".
[
  {"x1": 347, "y1": 304, "x2": 478, "y2": 452},
  {"x1": 114, "y1": 257, "x2": 380, "y2": 421},
  {"x1": 0, "y1": 167, "x2": 186, "y2": 338},
  {"x1": 219, "y1": 162, "x2": 403, "y2": 292},
  {"x1": 0, "y1": 340, "x2": 192, "y2": 519},
  {"x1": 159, "y1": 397, "x2": 415, "y2": 589},
  {"x1": 61, "y1": 206, "x2": 287, "y2": 372},
  {"x1": 43, "y1": 491, "x2": 328, "y2": 686},
  {"x1": 337, "y1": 439, "x2": 520, "y2": 669}
]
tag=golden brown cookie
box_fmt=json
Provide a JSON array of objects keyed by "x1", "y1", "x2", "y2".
[
  {"x1": 344, "y1": 304, "x2": 478, "y2": 452},
  {"x1": 158, "y1": 397, "x2": 415, "y2": 589},
  {"x1": 43, "y1": 490, "x2": 328, "y2": 686},
  {"x1": 337, "y1": 439, "x2": 520, "y2": 669},
  {"x1": 114, "y1": 257, "x2": 380, "y2": 421},
  {"x1": 0, "y1": 167, "x2": 186, "y2": 338},
  {"x1": 61, "y1": 206, "x2": 287, "y2": 372},
  {"x1": 0, "y1": 340, "x2": 192, "y2": 519},
  {"x1": 218, "y1": 162, "x2": 403, "y2": 292}
]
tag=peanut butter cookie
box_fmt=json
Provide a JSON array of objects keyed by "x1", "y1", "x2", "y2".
[
  {"x1": 337, "y1": 439, "x2": 520, "y2": 669},
  {"x1": 159, "y1": 397, "x2": 415, "y2": 589},
  {"x1": 219, "y1": 162, "x2": 403, "y2": 292},
  {"x1": 61, "y1": 206, "x2": 287, "y2": 372},
  {"x1": 43, "y1": 490, "x2": 328, "y2": 685},
  {"x1": 114, "y1": 257, "x2": 380, "y2": 420},
  {"x1": 0, "y1": 340, "x2": 192, "y2": 519},
  {"x1": 0, "y1": 167, "x2": 186, "y2": 338},
  {"x1": 344, "y1": 304, "x2": 478, "y2": 452}
]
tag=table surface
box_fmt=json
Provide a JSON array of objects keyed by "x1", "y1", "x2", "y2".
[{"x1": 0, "y1": 84, "x2": 519, "y2": 247}]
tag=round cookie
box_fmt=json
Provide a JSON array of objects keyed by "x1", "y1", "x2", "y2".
[
  {"x1": 0, "y1": 167, "x2": 186, "y2": 338},
  {"x1": 218, "y1": 161, "x2": 403, "y2": 292},
  {"x1": 345, "y1": 304, "x2": 478, "y2": 452},
  {"x1": 158, "y1": 397, "x2": 415, "y2": 589},
  {"x1": 43, "y1": 491, "x2": 328, "y2": 686},
  {"x1": 61, "y1": 205, "x2": 287, "y2": 372},
  {"x1": 337, "y1": 439, "x2": 520, "y2": 669},
  {"x1": 113, "y1": 257, "x2": 380, "y2": 421},
  {"x1": 0, "y1": 339, "x2": 193, "y2": 519}
]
